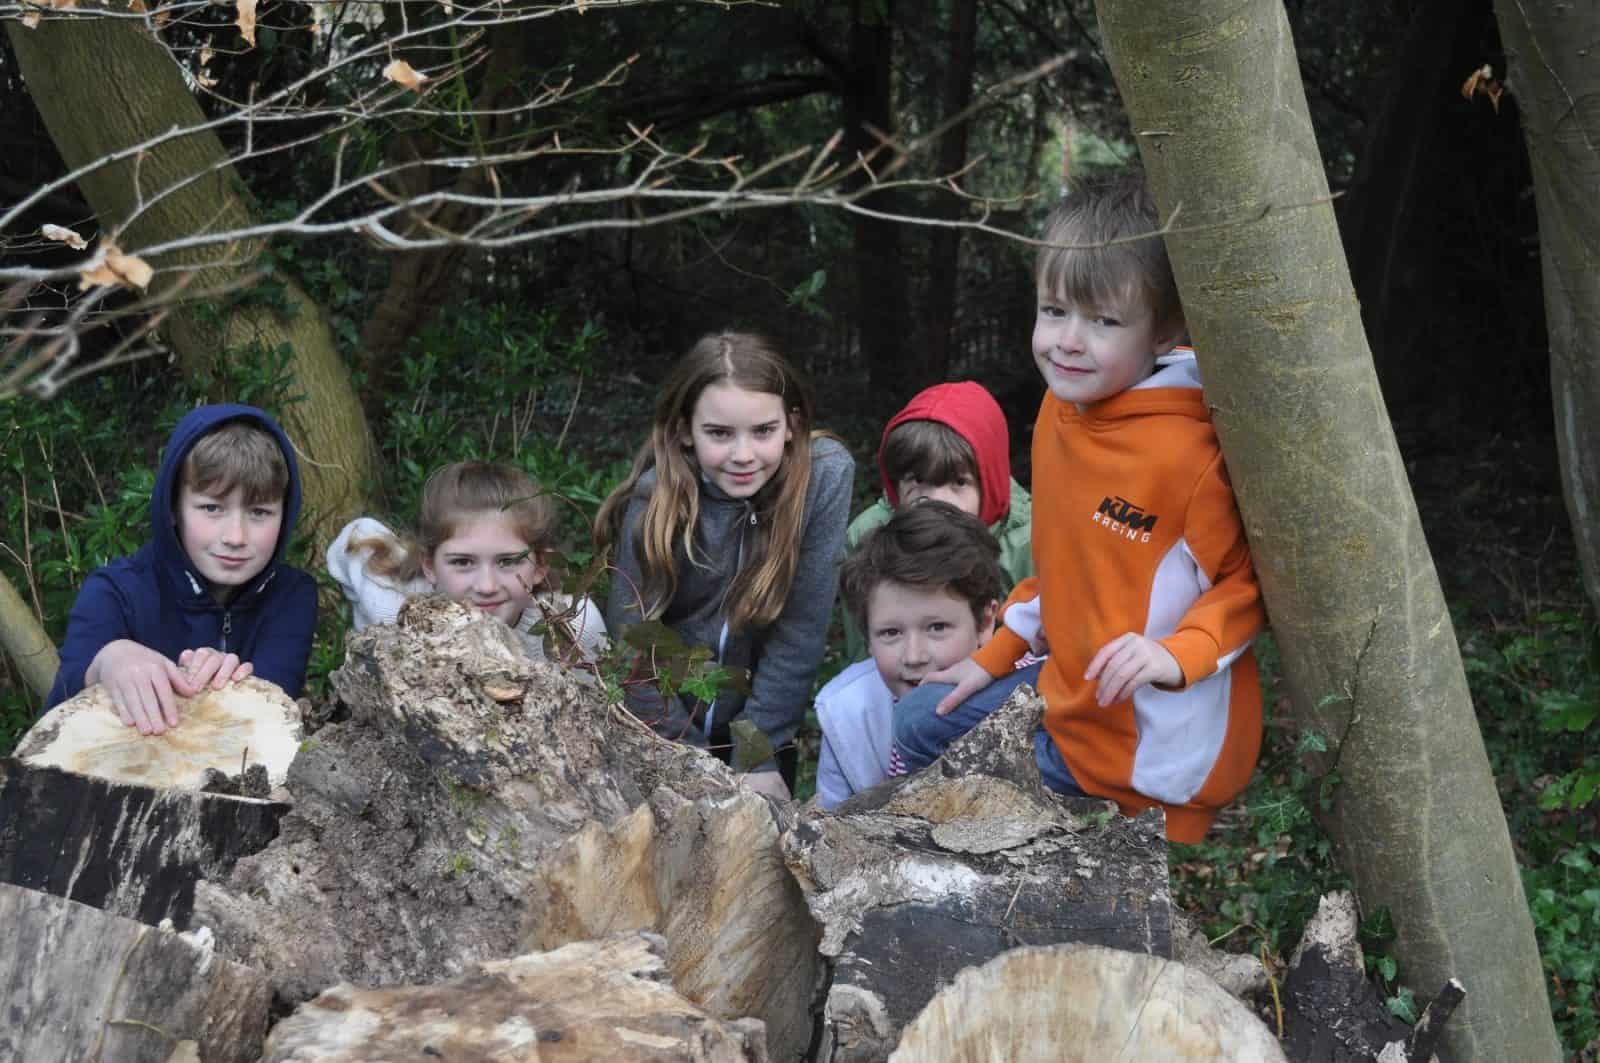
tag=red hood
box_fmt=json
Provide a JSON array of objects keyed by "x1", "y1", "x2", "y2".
[{"x1": 879, "y1": 380, "x2": 1011, "y2": 526}]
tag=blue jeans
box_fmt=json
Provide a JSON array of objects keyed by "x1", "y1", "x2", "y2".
[{"x1": 892, "y1": 661, "x2": 1084, "y2": 797}]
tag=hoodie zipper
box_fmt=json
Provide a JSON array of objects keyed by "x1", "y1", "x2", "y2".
[{"x1": 221, "y1": 610, "x2": 232, "y2": 653}]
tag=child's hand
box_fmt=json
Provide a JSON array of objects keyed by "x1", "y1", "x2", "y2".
[
  {"x1": 178, "y1": 647, "x2": 253, "y2": 691},
  {"x1": 926, "y1": 656, "x2": 996, "y2": 717},
  {"x1": 87, "y1": 640, "x2": 204, "y2": 736},
  {"x1": 1085, "y1": 633, "x2": 1182, "y2": 707}
]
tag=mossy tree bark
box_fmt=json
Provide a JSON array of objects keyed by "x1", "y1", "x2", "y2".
[
  {"x1": 5, "y1": 14, "x2": 376, "y2": 541},
  {"x1": 1492, "y1": 0, "x2": 1600, "y2": 619},
  {"x1": 0, "y1": 569, "x2": 56, "y2": 701},
  {"x1": 1093, "y1": 3, "x2": 1559, "y2": 1060}
]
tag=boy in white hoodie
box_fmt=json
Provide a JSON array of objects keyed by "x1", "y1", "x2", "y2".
[{"x1": 813, "y1": 501, "x2": 1007, "y2": 809}]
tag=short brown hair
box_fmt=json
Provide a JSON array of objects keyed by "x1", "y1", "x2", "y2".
[
  {"x1": 1036, "y1": 173, "x2": 1185, "y2": 341},
  {"x1": 880, "y1": 420, "x2": 978, "y2": 490},
  {"x1": 840, "y1": 500, "x2": 1005, "y2": 632},
  {"x1": 180, "y1": 420, "x2": 289, "y2": 507}
]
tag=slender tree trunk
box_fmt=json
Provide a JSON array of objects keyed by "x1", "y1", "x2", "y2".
[
  {"x1": 842, "y1": 0, "x2": 912, "y2": 404},
  {"x1": 1094, "y1": 3, "x2": 1559, "y2": 1061},
  {"x1": 357, "y1": 25, "x2": 529, "y2": 400},
  {"x1": 922, "y1": 0, "x2": 980, "y2": 385},
  {"x1": 1492, "y1": 0, "x2": 1600, "y2": 619},
  {"x1": 0, "y1": 569, "x2": 56, "y2": 701},
  {"x1": 6, "y1": 16, "x2": 376, "y2": 540}
]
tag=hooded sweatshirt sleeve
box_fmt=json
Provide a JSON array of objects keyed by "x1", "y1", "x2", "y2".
[
  {"x1": 735, "y1": 439, "x2": 855, "y2": 762},
  {"x1": 45, "y1": 568, "x2": 137, "y2": 710},
  {"x1": 1156, "y1": 451, "x2": 1265, "y2": 685}
]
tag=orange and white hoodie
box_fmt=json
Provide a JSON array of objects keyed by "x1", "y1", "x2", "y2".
[{"x1": 972, "y1": 351, "x2": 1264, "y2": 843}]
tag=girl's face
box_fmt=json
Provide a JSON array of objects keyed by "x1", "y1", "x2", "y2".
[
  {"x1": 421, "y1": 511, "x2": 547, "y2": 627},
  {"x1": 683, "y1": 382, "x2": 793, "y2": 499}
]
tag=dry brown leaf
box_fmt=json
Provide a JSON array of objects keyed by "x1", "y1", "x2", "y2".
[
  {"x1": 78, "y1": 244, "x2": 153, "y2": 291},
  {"x1": 40, "y1": 224, "x2": 87, "y2": 250},
  {"x1": 236, "y1": 0, "x2": 257, "y2": 48},
  {"x1": 1460, "y1": 63, "x2": 1505, "y2": 114},
  {"x1": 128, "y1": 0, "x2": 146, "y2": 11},
  {"x1": 383, "y1": 59, "x2": 428, "y2": 92}
]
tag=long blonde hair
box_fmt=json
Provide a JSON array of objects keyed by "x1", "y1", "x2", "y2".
[
  {"x1": 597, "y1": 331, "x2": 819, "y2": 631},
  {"x1": 352, "y1": 461, "x2": 558, "y2": 587}
]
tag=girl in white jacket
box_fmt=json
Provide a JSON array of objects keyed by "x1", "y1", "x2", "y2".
[{"x1": 328, "y1": 461, "x2": 606, "y2": 666}]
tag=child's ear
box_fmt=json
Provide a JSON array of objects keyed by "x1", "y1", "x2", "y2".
[
  {"x1": 1153, "y1": 317, "x2": 1187, "y2": 356},
  {"x1": 420, "y1": 552, "x2": 436, "y2": 585},
  {"x1": 976, "y1": 599, "x2": 999, "y2": 644}
]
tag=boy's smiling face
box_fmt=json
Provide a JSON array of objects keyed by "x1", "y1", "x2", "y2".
[
  {"x1": 176, "y1": 482, "x2": 281, "y2": 600},
  {"x1": 866, "y1": 580, "x2": 996, "y2": 698},
  {"x1": 1032, "y1": 284, "x2": 1180, "y2": 409}
]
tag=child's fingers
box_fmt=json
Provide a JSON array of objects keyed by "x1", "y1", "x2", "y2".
[
  {"x1": 934, "y1": 671, "x2": 986, "y2": 716},
  {"x1": 177, "y1": 653, "x2": 219, "y2": 694},
  {"x1": 1084, "y1": 634, "x2": 1132, "y2": 681},
  {"x1": 151, "y1": 676, "x2": 180, "y2": 732},
  {"x1": 232, "y1": 660, "x2": 254, "y2": 682},
  {"x1": 210, "y1": 652, "x2": 243, "y2": 688}
]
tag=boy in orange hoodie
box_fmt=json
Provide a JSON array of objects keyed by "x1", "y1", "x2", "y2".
[{"x1": 891, "y1": 175, "x2": 1266, "y2": 843}]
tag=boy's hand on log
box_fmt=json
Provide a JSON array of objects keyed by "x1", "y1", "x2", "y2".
[
  {"x1": 927, "y1": 656, "x2": 995, "y2": 717},
  {"x1": 1084, "y1": 634, "x2": 1182, "y2": 707},
  {"x1": 178, "y1": 647, "x2": 253, "y2": 691},
  {"x1": 87, "y1": 640, "x2": 203, "y2": 736},
  {"x1": 739, "y1": 770, "x2": 791, "y2": 802}
]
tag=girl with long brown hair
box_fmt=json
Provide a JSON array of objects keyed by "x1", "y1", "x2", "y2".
[{"x1": 597, "y1": 332, "x2": 854, "y2": 799}]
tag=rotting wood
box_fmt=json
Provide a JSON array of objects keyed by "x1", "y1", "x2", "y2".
[
  {"x1": 0, "y1": 882, "x2": 271, "y2": 1063},
  {"x1": 783, "y1": 684, "x2": 1171, "y2": 1062},
  {"x1": 192, "y1": 598, "x2": 743, "y2": 1005},
  {"x1": 0, "y1": 757, "x2": 287, "y2": 929},
  {"x1": 521, "y1": 787, "x2": 822, "y2": 1063},
  {"x1": 259, "y1": 932, "x2": 770, "y2": 1063}
]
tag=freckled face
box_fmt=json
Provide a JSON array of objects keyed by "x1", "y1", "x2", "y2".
[
  {"x1": 684, "y1": 383, "x2": 793, "y2": 498},
  {"x1": 1031, "y1": 287, "x2": 1180, "y2": 409}
]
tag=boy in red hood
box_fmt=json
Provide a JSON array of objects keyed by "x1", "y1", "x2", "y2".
[{"x1": 842, "y1": 381, "x2": 1033, "y2": 661}]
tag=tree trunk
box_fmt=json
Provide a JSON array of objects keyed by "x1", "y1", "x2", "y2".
[
  {"x1": 1093, "y1": 3, "x2": 1559, "y2": 1061},
  {"x1": 1492, "y1": 0, "x2": 1600, "y2": 619},
  {"x1": 921, "y1": 0, "x2": 980, "y2": 384},
  {"x1": 843, "y1": 0, "x2": 913, "y2": 404},
  {"x1": 5, "y1": 16, "x2": 376, "y2": 539},
  {"x1": 0, "y1": 568, "x2": 56, "y2": 701}
]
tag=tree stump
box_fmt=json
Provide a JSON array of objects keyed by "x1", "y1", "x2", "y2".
[
  {"x1": 15, "y1": 675, "x2": 302, "y2": 789},
  {"x1": 888, "y1": 943, "x2": 1287, "y2": 1061},
  {"x1": 1277, "y1": 892, "x2": 1459, "y2": 1063},
  {"x1": 782, "y1": 685, "x2": 1173, "y2": 1062},
  {"x1": 259, "y1": 933, "x2": 769, "y2": 1063},
  {"x1": 521, "y1": 787, "x2": 823, "y2": 1062},
  {"x1": 0, "y1": 677, "x2": 300, "y2": 929},
  {"x1": 0, "y1": 882, "x2": 272, "y2": 1063},
  {"x1": 192, "y1": 598, "x2": 746, "y2": 1004}
]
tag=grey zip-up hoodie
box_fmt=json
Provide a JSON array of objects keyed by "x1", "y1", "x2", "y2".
[{"x1": 606, "y1": 436, "x2": 854, "y2": 769}]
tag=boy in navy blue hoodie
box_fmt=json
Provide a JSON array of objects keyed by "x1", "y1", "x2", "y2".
[{"x1": 45, "y1": 404, "x2": 318, "y2": 734}]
